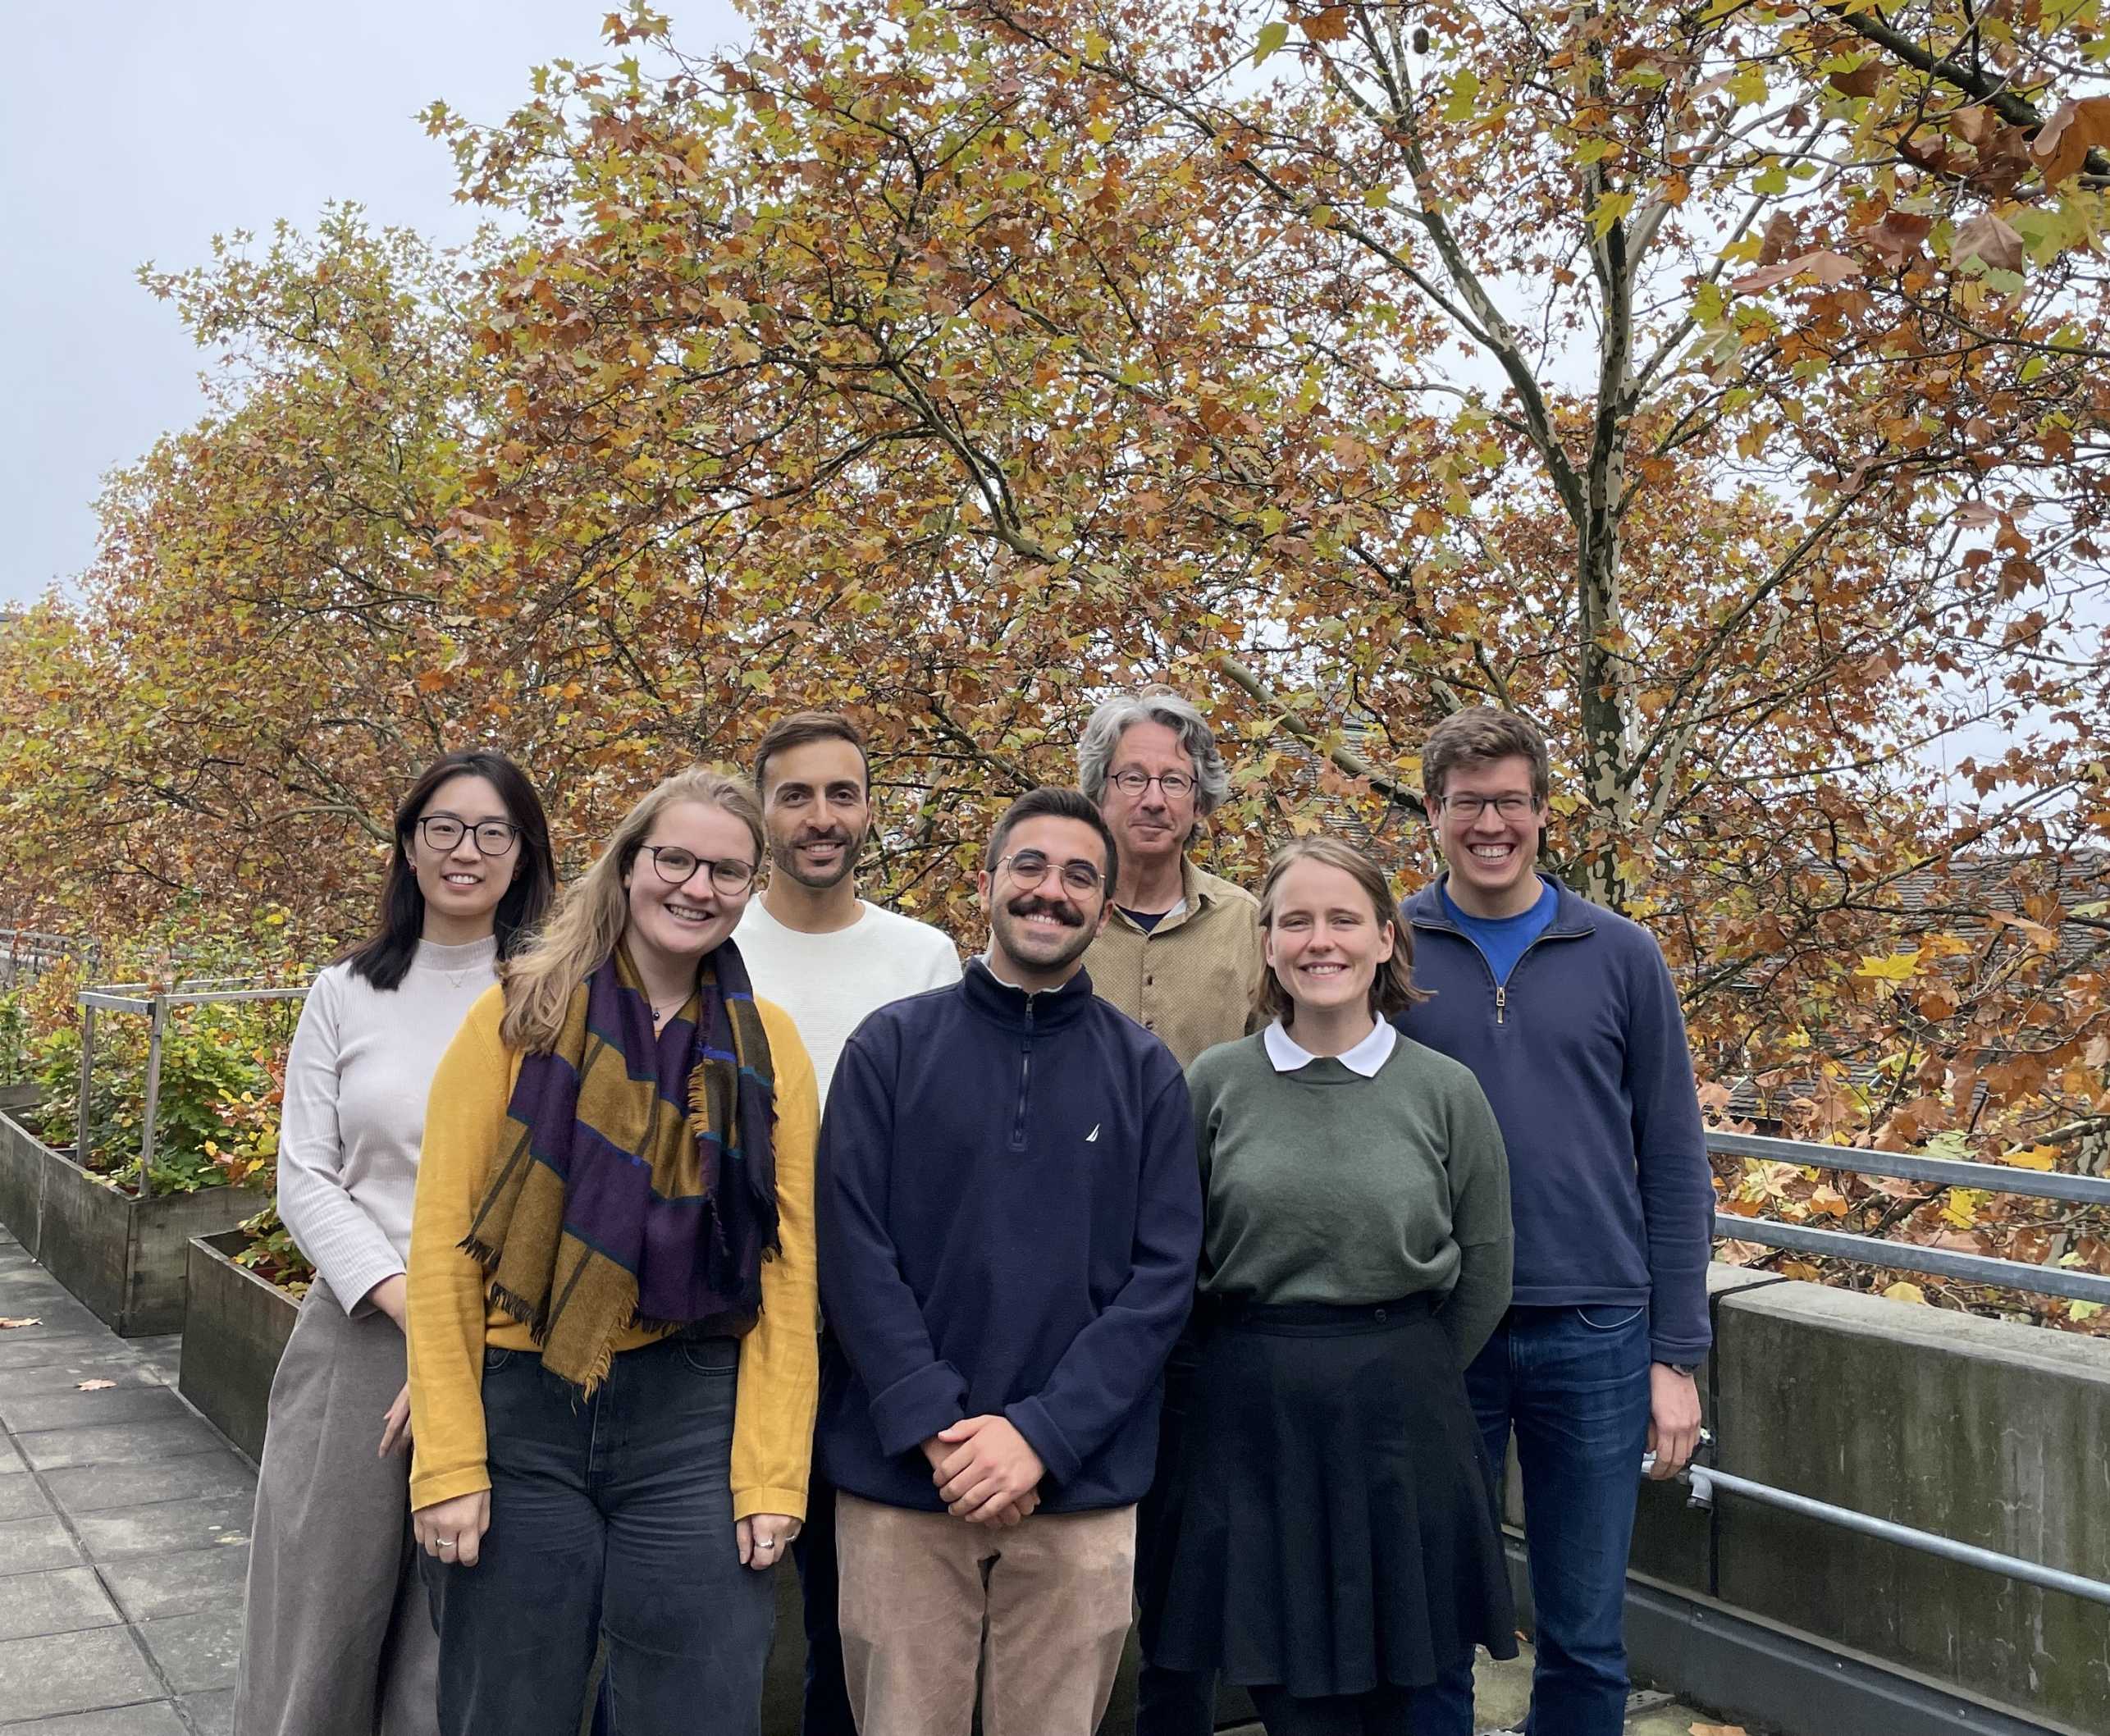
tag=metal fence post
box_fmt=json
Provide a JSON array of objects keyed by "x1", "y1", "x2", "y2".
[
  {"x1": 138, "y1": 994, "x2": 167, "y2": 1200},
  {"x1": 75, "y1": 1003, "x2": 96, "y2": 1161}
]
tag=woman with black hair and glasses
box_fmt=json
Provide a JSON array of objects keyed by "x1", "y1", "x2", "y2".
[{"x1": 235, "y1": 751, "x2": 556, "y2": 1736}]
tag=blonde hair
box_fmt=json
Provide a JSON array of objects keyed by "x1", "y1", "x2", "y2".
[
  {"x1": 500, "y1": 767, "x2": 766, "y2": 1053},
  {"x1": 1254, "y1": 837, "x2": 1427, "y2": 1026}
]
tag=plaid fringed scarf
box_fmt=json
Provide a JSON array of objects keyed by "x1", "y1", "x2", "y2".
[{"x1": 460, "y1": 940, "x2": 779, "y2": 1392}]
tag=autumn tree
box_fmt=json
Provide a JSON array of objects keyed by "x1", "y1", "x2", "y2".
[{"x1": 3, "y1": 0, "x2": 2104, "y2": 1312}]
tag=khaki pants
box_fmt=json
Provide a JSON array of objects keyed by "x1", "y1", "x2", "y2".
[{"x1": 835, "y1": 1492, "x2": 1135, "y2": 1736}]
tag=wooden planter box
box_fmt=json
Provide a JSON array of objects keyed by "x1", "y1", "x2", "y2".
[
  {"x1": 180, "y1": 1231, "x2": 300, "y2": 1463},
  {"x1": 0, "y1": 1109, "x2": 265, "y2": 1336}
]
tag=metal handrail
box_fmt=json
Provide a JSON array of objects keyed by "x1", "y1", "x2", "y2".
[
  {"x1": 1682, "y1": 1464, "x2": 2110, "y2": 1610},
  {"x1": 1709, "y1": 1127, "x2": 2110, "y2": 1208},
  {"x1": 1706, "y1": 1128, "x2": 2110, "y2": 1306}
]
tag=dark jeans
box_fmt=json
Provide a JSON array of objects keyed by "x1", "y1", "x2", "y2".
[
  {"x1": 792, "y1": 1466, "x2": 856, "y2": 1735},
  {"x1": 1136, "y1": 1336, "x2": 1216, "y2": 1736},
  {"x1": 428, "y1": 1336, "x2": 776, "y2": 1736},
  {"x1": 1409, "y1": 1305, "x2": 1653, "y2": 1736},
  {"x1": 1253, "y1": 1683, "x2": 1417, "y2": 1735}
]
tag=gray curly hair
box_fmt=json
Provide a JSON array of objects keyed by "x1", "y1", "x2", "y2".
[{"x1": 1076, "y1": 686, "x2": 1231, "y2": 838}]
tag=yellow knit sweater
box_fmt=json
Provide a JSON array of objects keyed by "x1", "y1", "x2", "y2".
[{"x1": 405, "y1": 984, "x2": 819, "y2": 1520}]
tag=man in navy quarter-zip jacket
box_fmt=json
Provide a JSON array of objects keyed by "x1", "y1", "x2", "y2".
[
  {"x1": 1395, "y1": 710, "x2": 1715, "y2": 1736},
  {"x1": 816, "y1": 785, "x2": 1202, "y2": 1736}
]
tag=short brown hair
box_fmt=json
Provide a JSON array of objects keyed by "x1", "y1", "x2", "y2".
[
  {"x1": 1421, "y1": 708, "x2": 1551, "y2": 808},
  {"x1": 753, "y1": 710, "x2": 870, "y2": 800},
  {"x1": 1254, "y1": 837, "x2": 1427, "y2": 1026}
]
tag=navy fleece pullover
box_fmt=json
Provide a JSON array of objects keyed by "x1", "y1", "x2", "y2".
[
  {"x1": 815, "y1": 959, "x2": 1201, "y2": 1513},
  {"x1": 1394, "y1": 876, "x2": 1715, "y2": 1364}
]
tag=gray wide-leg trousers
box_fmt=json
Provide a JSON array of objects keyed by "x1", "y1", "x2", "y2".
[{"x1": 234, "y1": 1277, "x2": 439, "y2": 1736}]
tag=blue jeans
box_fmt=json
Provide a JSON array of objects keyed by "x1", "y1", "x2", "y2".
[
  {"x1": 1409, "y1": 1306, "x2": 1652, "y2": 1736},
  {"x1": 429, "y1": 1336, "x2": 777, "y2": 1736}
]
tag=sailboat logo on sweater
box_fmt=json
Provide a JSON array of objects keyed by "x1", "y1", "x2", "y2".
[{"x1": 1085, "y1": 1123, "x2": 1101, "y2": 1143}]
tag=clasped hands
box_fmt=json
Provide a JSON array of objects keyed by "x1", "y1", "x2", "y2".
[{"x1": 922, "y1": 1414, "x2": 1045, "y2": 1527}]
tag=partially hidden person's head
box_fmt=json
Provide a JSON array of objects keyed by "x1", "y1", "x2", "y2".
[
  {"x1": 979, "y1": 787, "x2": 1119, "y2": 990},
  {"x1": 500, "y1": 767, "x2": 765, "y2": 1052},
  {"x1": 1077, "y1": 686, "x2": 1231, "y2": 885},
  {"x1": 752, "y1": 710, "x2": 872, "y2": 894},
  {"x1": 1421, "y1": 708, "x2": 1551, "y2": 911},
  {"x1": 345, "y1": 750, "x2": 556, "y2": 992},
  {"x1": 1254, "y1": 837, "x2": 1425, "y2": 1029}
]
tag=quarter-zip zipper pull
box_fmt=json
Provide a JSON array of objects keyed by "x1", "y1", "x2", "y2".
[
  {"x1": 1011, "y1": 1000, "x2": 1034, "y2": 1152},
  {"x1": 1495, "y1": 984, "x2": 1506, "y2": 1026}
]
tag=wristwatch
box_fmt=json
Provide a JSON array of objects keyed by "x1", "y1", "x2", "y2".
[{"x1": 1666, "y1": 1363, "x2": 1699, "y2": 1379}]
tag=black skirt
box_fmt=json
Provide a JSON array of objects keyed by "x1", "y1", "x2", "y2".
[{"x1": 1141, "y1": 1295, "x2": 1519, "y2": 1698}]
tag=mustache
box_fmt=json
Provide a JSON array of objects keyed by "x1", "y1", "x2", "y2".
[
  {"x1": 1006, "y1": 897, "x2": 1084, "y2": 928},
  {"x1": 792, "y1": 829, "x2": 853, "y2": 847}
]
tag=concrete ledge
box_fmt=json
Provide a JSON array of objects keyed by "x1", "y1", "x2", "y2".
[{"x1": 1708, "y1": 1276, "x2": 2110, "y2": 1728}]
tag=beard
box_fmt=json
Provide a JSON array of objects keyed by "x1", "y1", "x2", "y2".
[{"x1": 769, "y1": 824, "x2": 865, "y2": 890}]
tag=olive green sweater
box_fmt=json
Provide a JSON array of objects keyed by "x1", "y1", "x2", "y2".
[{"x1": 1185, "y1": 1030, "x2": 1514, "y2": 1362}]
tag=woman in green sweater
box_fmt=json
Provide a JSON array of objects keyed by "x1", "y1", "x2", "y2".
[{"x1": 1144, "y1": 836, "x2": 1517, "y2": 1736}]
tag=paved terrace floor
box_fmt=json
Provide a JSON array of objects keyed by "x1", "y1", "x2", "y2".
[{"x1": 0, "y1": 1221, "x2": 1742, "y2": 1735}]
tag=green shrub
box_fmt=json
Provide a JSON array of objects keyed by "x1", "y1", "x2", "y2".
[
  {"x1": 28, "y1": 1001, "x2": 286, "y2": 1196},
  {"x1": 231, "y1": 1199, "x2": 314, "y2": 1298}
]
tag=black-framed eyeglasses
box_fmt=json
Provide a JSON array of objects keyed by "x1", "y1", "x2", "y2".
[
  {"x1": 996, "y1": 849, "x2": 1105, "y2": 895},
  {"x1": 638, "y1": 846, "x2": 757, "y2": 895},
  {"x1": 416, "y1": 815, "x2": 522, "y2": 857},
  {"x1": 1108, "y1": 768, "x2": 1195, "y2": 799},
  {"x1": 1441, "y1": 793, "x2": 1537, "y2": 820}
]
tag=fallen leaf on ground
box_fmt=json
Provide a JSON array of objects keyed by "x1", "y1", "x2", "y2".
[
  {"x1": 1691, "y1": 1725, "x2": 1750, "y2": 1735},
  {"x1": 75, "y1": 1377, "x2": 118, "y2": 1391},
  {"x1": 0, "y1": 1317, "x2": 42, "y2": 1329}
]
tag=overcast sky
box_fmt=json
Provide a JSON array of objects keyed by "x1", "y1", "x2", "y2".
[{"x1": 1, "y1": 0, "x2": 745, "y2": 607}]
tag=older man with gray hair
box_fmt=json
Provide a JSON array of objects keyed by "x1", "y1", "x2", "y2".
[
  {"x1": 1078, "y1": 685, "x2": 1264, "y2": 1071},
  {"x1": 1079, "y1": 684, "x2": 1263, "y2": 1736}
]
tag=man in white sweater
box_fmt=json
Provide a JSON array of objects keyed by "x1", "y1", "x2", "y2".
[{"x1": 733, "y1": 710, "x2": 960, "y2": 1736}]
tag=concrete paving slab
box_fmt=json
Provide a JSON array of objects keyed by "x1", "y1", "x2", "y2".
[
  {"x1": 126, "y1": 1341, "x2": 181, "y2": 1391},
  {"x1": 15, "y1": 1416, "x2": 229, "y2": 1473},
  {"x1": 0, "y1": 1706, "x2": 191, "y2": 1734},
  {"x1": 175, "y1": 1689, "x2": 232, "y2": 1734},
  {"x1": 68, "y1": 1497, "x2": 251, "y2": 1565},
  {"x1": 0, "y1": 1628, "x2": 163, "y2": 1723},
  {"x1": 0, "y1": 1385, "x2": 190, "y2": 1436},
  {"x1": 0, "y1": 1334, "x2": 135, "y2": 1374},
  {"x1": 133, "y1": 1605, "x2": 242, "y2": 1695},
  {"x1": 0, "y1": 1360, "x2": 159, "y2": 1403},
  {"x1": 0, "y1": 1568, "x2": 121, "y2": 1645},
  {"x1": 0, "y1": 1516, "x2": 82, "y2": 1575},
  {"x1": 101, "y1": 1546, "x2": 249, "y2": 1625},
  {"x1": 0, "y1": 1476, "x2": 51, "y2": 1524},
  {"x1": 39, "y1": 1451, "x2": 254, "y2": 1515}
]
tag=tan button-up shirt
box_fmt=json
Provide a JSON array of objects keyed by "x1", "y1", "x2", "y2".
[{"x1": 1085, "y1": 857, "x2": 1266, "y2": 1067}]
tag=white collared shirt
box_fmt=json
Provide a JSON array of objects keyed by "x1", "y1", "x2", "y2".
[{"x1": 1262, "y1": 1016, "x2": 1397, "y2": 1078}]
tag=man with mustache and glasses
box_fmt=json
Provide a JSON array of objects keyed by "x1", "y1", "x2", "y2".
[
  {"x1": 815, "y1": 787, "x2": 1202, "y2": 1736},
  {"x1": 734, "y1": 710, "x2": 961, "y2": 1736},
  {"x1": 1079, "y1": 686, "x2": 1265, "y2": 1736}
]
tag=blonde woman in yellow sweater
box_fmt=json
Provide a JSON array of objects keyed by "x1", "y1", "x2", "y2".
[{"x1": 405, "y1": 767, "x2": 818, "y2": 1736}]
